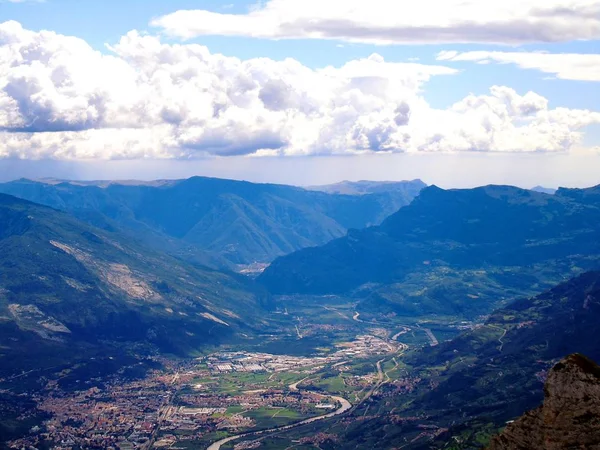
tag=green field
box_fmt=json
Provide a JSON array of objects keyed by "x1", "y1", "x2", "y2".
[{"x1": 244, "y1": 406, "x2": 314, "y2": 430}]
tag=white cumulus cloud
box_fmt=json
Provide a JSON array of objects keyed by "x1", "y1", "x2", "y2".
[
  {"x1": 151, "y1": 0, "x2": 600, "y2": 45},
  {"x1": 0, "y1": 21, "x2": 599, "y2": 160}
]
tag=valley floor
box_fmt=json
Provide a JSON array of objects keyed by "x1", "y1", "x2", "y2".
[{"x1": 1, "y1": 298, "x2": 479, "y2": 449}]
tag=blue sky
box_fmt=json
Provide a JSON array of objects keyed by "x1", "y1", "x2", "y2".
[{"x1": 0, "y1": 0, "x2": 599, "y2": 186}]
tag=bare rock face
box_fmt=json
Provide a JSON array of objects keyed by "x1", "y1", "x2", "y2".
[{"x1": 488, "y1": 354, "x2": 600, "y2": 450}]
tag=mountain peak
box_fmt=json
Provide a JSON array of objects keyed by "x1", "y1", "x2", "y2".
[
  {"x1": 532, "y1": 185, "x2": 557, "y2": 195},
  {"x1": 488, "y1": 354, "x2": 600, "y2": 450},
  {"x1": 551, "y1": 353, "x2": 600, "y2": 380}
]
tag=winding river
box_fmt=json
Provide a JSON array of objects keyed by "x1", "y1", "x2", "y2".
[{"x1": 206, "y1": 392, "x2": 352, "y2": 450}]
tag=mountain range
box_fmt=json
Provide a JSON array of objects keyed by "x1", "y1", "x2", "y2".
[
  {"x1": 306, "y1": 179, "x2": 426, "y2": 197},
  {"x1": 0, "y1": 176, "x2": 426, "y2": 378},
  {"x1": 260, "y1": 184, "x2": 600, "y2": 318},
  {"x1": 0, "y1": 177, "x2": 426, "y2": 268}
]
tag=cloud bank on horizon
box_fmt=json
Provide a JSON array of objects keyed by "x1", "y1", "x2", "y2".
[{"x1": 1, "y1": 0, "x2": 600, "y2": 161}]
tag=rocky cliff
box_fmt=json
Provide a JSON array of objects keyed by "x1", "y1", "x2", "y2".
[{"x1": 488, "y1": 353, "x2": 600, "y2": 449}]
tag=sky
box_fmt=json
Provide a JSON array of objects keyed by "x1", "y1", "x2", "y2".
[{"x1": 0, "y1": 0, "x2": 599, "y2": 188}]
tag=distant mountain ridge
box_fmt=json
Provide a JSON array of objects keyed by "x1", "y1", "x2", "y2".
[
  {"x1": 307, "y1": 179, "x2": 427, "y2": 196},
  {"x1": 0, "y1": 177, "x2": 426, "y2": 266}
]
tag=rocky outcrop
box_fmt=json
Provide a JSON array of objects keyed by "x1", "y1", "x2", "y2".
[{"x1": 488, "y1": 354, "x2": 600, "y2": 450}]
